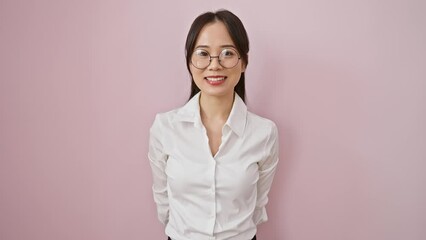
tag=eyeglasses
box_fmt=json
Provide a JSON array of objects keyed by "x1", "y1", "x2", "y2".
[{"x1": 190, "y1": 48, "x2": 241, "y2": 70}]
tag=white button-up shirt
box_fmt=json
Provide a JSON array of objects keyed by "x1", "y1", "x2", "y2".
[{"x1": 148, "y1": 92, "x2": 279, "y2": 240}]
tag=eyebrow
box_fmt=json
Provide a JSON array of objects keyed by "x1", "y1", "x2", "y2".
[{"x1": 195, "y1": 44, "x2": 236, "y2": 49}]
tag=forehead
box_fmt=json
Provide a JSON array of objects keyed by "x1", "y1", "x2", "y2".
[{"x1": 195, "y1": 21, "x2": 235, "y2": 48}]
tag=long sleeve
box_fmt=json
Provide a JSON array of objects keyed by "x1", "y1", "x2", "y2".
[
  {"x1": 253, "y1": 122, "x2": 279, "y2": 225},
  {"x1": 148, "y1": 114, "x2": 169, "y2": 225}
]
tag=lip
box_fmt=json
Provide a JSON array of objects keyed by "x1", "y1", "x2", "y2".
[{"x1": 204, "y1": 75, "x2": 227, "y2": 86}]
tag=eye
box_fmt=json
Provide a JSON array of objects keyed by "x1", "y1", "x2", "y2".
[
  {"x1": 222, "y1": 49, "x2": 236, "y2": 57},
  {"x1": 194, "y1": 49, "x2": 209, "y2": 57}
]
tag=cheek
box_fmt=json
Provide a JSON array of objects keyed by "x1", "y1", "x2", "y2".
[
  {"x1": 189, "y1": 67, "x2": 203, "y2": 80},
  {"x1": 231, "y1": 67, "x2": 244, "y2": 79},
  {"x1": 189, "y1": 67, "x2": 204, "y2": 82}
]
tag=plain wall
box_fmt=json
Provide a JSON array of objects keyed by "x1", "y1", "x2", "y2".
[{"x1": 1, "y1": 0, "x2": 425, "y2": 239}]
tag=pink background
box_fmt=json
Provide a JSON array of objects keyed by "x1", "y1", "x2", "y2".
[{"x1": 1, "y1": 0, "x2": 425, "y2": 239}]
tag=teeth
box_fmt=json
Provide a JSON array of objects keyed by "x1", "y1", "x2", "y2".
[{"x1": 206, "y1": 77, "x2": 225, "y2": 81}]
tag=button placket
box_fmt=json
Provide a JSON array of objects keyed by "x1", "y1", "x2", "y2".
[{"x1": 211, "y1": 160, "x2": 216, "y2": 219}]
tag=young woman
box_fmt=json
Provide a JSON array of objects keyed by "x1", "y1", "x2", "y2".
[{"x1": 148, "y1": 9, "x2": 279, "y2": 240}]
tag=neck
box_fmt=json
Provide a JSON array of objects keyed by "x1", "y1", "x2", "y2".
[{"x1": 199, "y1": 92, "x2": 235, "y2": 122}]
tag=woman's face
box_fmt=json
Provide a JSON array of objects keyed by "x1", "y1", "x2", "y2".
[{"x1": 189, "y1": 21, "x2": 246, "y2": 99}]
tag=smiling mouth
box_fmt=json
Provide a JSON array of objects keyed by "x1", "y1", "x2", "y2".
[
  {"x1": 204, "y1": 76, "x2": 227, "y2": 85},
  {"x1": 205, "y1": 76, "x2": 227, "y2": 81}
]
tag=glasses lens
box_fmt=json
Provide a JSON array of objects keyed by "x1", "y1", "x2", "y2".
[
  {"x1": 219, "y1": 49, "x2": 239, "y2": 68},
  {"x1": 191, "y1": 49, "x2": 210, "y2": 69}
]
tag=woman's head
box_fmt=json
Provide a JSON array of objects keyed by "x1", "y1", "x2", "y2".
[{"x1": 185, "y1": 9, "x2": 249, "y2": 102}]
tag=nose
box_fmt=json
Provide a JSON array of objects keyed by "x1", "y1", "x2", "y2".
[{"x1": 208, "y1": 56, "x2": 223, "y2": 70}]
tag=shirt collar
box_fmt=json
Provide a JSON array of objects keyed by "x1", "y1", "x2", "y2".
[{"x1": 174, "y1": 92, "x2": 247, "y2": 137}]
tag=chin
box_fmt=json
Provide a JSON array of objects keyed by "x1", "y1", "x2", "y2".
[{"x1": 199, "y1": 89, "x2": 234, "y2": 98}]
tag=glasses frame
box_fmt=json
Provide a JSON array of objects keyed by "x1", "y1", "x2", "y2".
[{"x1": 190, "y1": 48, "x2": 241, "y2": 70}]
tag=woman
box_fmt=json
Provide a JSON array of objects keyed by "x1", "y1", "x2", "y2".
[{"x1": 149, "y1": 9, "x2": 279, "y2": 240}]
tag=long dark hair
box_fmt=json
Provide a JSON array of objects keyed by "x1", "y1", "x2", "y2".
[{"x1": 185, "y1": 9, "x2": 249, "y2": 102}]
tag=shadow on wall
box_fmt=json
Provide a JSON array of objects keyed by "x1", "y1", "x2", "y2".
[
  {"x1": 255, "y1": 44, "x2": 363, "y2": 239},
  {"x1": 254, "y1": 46, "x2": 293, "y2": 240}
]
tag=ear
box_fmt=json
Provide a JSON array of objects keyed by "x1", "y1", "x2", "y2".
[
  {"x1": 241, "y1": 62, "x2": 246, "y2": 73},
  {"x1": 241, "y1": 56, "x2": 247, "y2": 72}
]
